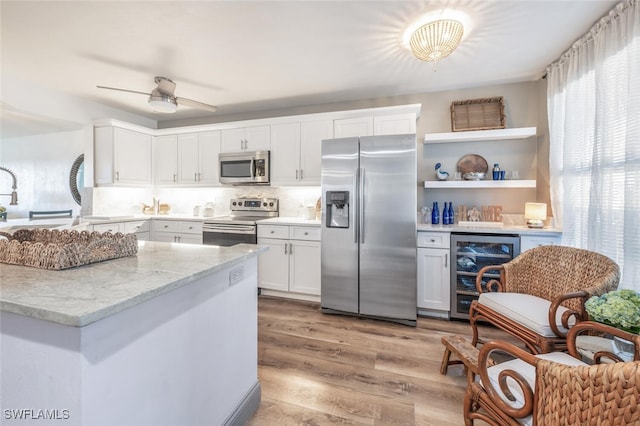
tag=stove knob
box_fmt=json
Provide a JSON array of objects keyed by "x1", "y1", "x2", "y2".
[
  {"x1": 232, "y1": 202, "x2": 237, "y2": 206},
  {"x1": 269, "y1": 202, "x2": 274, "y2": 207},
  {"x1": 263, "y1": 202, "x2": 267, "y2": 207}
]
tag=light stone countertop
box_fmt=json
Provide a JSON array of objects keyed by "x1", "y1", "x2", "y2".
[
  {"x1": 416, "y1": 223, "x2": 562, "y2": 235},
  {"x1": 0, "y1": 241, "x2": 266, "y2": 327},
  {"x1": 258, "y1": 217, "x2": 321, "y2": 226}
]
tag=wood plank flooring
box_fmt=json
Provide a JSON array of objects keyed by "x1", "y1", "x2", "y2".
[{"x1": 248, "y1": 296, "x2": 512, "y2": 425}]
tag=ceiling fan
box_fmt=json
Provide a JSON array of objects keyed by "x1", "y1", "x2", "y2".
[{"x1": 97, "y1": 76, "x2": 217, "y2": 113}]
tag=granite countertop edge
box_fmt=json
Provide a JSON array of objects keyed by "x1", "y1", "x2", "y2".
[{"x1": 0, "y1": 243, "x2": 267, "y2": 327}]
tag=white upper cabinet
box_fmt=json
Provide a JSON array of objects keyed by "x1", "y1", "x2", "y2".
[
  {"x1": 221, "y1": 125, "x2": 270, "y2": 153},
  {"x1": 197, "y1": 130, "x2": 221, "y2": 185},
  {"x1": 334, "y1": 116, "x2": 373, "y2": 138},
  {"x1": 95, "y1": 126, "x2": 152, "y2": 186},
  {"x1": 374, "y1": 113, "x2": 417, "y2": 135},
  {"x1": 154, "y1": 135, "x2": 178, "y2": 185},
  {"x1": 155, "y1": 131, "x2": 220, "y2": 186},
  {"x1": 300, "y1": 119, "x2": 333, "y2": 185},
  {"x1": 271, "y1": 119, "x2": 332, "y2": 186},
  {"x1": 334, "y1": 113, "x2": 418, "y2": 138}
]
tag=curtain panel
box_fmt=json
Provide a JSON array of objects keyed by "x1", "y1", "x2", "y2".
[{"x1": 546, "y1": 0, "x2": 639, "y2": 291}]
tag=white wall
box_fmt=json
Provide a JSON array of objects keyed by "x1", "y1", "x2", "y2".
[{"x1": 0, "y1": 130, "x2": 85, "y2": 218}]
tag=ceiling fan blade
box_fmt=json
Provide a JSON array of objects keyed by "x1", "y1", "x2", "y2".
[
  {"x1": 96, "y1": 85, "x2": 151, "y2": 96},
  {"x1": 155, "y1": 77, "x2": 176, "y2": 96},
  {"x1": 176, "y1": 97, "x2": 218, "y2": 112}
]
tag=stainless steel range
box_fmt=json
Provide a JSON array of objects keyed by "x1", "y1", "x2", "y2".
[{"x1": 202, "y1": 197, "x2": 278, "y2": 246}]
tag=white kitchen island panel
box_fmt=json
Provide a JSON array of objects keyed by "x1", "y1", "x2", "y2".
[{"x1": 0, "y1": 242, "x2": 264, "y2": 426}]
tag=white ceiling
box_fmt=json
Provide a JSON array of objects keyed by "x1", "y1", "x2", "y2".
[{"x1": 1, "y1": 0, "x2": 618, "y2": 127}]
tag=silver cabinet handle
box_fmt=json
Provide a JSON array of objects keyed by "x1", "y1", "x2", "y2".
[
  {"x1": 445, "y1": 253, "x2": 448, "y2": 268},
  {"x1": 296, "y1": 169, "x2": 299, "y2": 180},
  {"x1": 164, "y1": 225, "x2": 169, "y2": 229},
  {"x1": 115, "y1": 171, "x2": 120, "y2": 182},
  {"x1": 198, "y1": 172, "x2": 201, "y2": 182},
  {"x1": 289, "y1": 243, "x2": 293, "y2": 254},
  {"x1": 300, "y1": 169, "x2": 304, "y2": 180},
  {"x1": 284, "y1": 243, "x2": 288, "y2": 255},
  {"x1": 270, "y1": 230, "x2": 275, "y2": 234},
  {"x1": 194, "y1": 173, "x2": 198, "y2": 182},
  {"x1": 173, "y1": 173, "x2": 177, "y2": 183},
  {"x1": 304, "y1": 231, "x2": 309, "y2": 235},
  {"x1": 430, "y1": 238, "x2": 436, "y2": 243}
]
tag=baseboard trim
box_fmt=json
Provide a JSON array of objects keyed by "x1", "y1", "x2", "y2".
[{"x1": 224, "y1": 380, "x2": 261, "y2": 426}]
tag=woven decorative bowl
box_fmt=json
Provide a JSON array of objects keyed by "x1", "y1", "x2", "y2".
[{"x1": 0, "y1": 228, "x2": 137, "y2": 270}]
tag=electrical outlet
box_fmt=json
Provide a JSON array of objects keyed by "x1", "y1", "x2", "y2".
[{"x1": 229, "y1": 266, "x2": 244, "y2": 286}]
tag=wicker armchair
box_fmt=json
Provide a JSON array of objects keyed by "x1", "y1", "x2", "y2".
[
  {"x1": 464, "y1": 322, "x2": 640, "y2": 426},
  {"x1": 469, "y1": 245, "x2": 620, "y2": 354}
]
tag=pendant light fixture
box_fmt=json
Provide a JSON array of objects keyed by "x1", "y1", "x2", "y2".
[{"x1": 409, "y1": 19, "x2": 464, "y2": 62}]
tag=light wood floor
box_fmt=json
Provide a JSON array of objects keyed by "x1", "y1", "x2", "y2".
[{"x1": 247, "y1": 296, "x2": 512, "y2": 426}]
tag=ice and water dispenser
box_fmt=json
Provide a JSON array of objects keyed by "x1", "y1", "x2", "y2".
[{"x1": 325, "y1": 191, "x2": 349, "y2": 228}]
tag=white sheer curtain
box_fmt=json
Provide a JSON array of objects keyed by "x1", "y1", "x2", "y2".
[{"x1": 547, "y1": 0, "x2": 640, "y2": 291}]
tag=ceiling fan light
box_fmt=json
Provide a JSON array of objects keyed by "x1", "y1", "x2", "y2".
[
  {"x1": 409, "y1": 19, "x2": 464, "y2": 62},
  {"x1": 148, "y1": 94, "x2": 178, "y2": 113}
]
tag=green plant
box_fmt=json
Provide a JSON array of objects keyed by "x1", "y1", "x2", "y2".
[{"x1": 585, "y1": 289, "x2": 640, "y2": 334}]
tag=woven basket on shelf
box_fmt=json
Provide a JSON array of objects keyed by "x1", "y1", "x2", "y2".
[
  {"x1": 451, "y1": 96, "x2": 505, "y2": 131},
  {"x1": 0, "y1": 228, "x2": 138, "y2": 270}
]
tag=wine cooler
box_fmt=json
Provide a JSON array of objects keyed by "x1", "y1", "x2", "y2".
[{"x1": 450, "y1": 233, "x2": 520, "y2": 320}]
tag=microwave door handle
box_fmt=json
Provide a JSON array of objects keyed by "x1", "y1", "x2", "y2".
[{"x1": 250, "y1": 158, "x2": 255, "y2": 179}]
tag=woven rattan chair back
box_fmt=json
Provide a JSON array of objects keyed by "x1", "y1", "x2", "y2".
[
  {"x1": 502, "y1": 245, "x2": 620, "y2": 311},
  {"x1": 534, "y1": 360, "x2": 640, "y2": 425}
]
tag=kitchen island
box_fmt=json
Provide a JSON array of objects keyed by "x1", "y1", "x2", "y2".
[{"x1": 0, "y1": 241, "x2": 265, "y2": 426}]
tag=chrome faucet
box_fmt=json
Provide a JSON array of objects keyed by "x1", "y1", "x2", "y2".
[{"x1": 0, "y1": 166, "x2": 18, "y2": 205}]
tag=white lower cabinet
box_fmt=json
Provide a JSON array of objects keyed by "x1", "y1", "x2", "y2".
[
  {"x1": 417, "y1": 231, "x2": 450, "y2": 313},
  {"x1": 152, "y1": 220, "x2": 202, "y2": 244},
  {"x1": 258, "y1": 224, "x2": 321, "y2": 297},
  {"x1": 520, "y1": 234, "x2": 562, "y2": 252}
]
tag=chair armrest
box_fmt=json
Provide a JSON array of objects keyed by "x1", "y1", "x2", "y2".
[
  {"x1": 567, "y1": 321, "x2": 640, "y2": 362},
  {"x1": 476, "y1": 265, "x2": 506, "y2": 293},
  {"x1": 476, "y1": 340, "x2": 539, "y2": 420},
  {"x1": 548, "y1": 290, "x2": 591, "y2": 338}
]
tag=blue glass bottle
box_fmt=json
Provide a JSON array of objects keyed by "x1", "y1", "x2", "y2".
[
  {"x1": 443, "y1": 202, "x2": 450, "y2": 225},
  {"x1": 431, "y1": 201, "x2": 440, "y2": 224},
  {"x1": 448, "y1": 202, "x2": 455, "y2": 224}
]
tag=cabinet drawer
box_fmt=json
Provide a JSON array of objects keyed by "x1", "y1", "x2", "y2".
[
  {"x1": 417, "y1": 231, "x2": 450, "y2": 249},
  {"x1": 291, "y1": 226, "x2": 320, "y2": 241},
  {"x1": 153, "y1": 220, "x2": 180, "y2": 233},
  {"x1": 179, "y1": 221, "x2": 202, "y2": 234},
  {"x1": 92, "y1": 223, "x2": 122, "y2": 233},
  {"x1": 258, "y1": 225, "x2": 289, "y2": 239},
  {"x1": 124, "y1": 220, "x2": 149, "y2": 234}
]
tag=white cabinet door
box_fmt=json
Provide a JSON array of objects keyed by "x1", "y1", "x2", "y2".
[
  {"x1": 520, "y1": 234, "x2": 562, "y2": 252},
  {"x1": 271, "y1": 122, "x2": 301, "y2": 186},
  {"x1": 155, "y1": 135, "x2": 178, "y2": 185},
  {"x1": 290, "y1": 240, "x2": 321, "y2": 295},
  {"x1": 300, "y1": 119, "x2": 332, "y2": 185},
  {"x1": 374, "y1": 114, "x2": 417, "y2": 135},
  {"x1": 244, "y1": 125, "x2": 271, "y2": 151},
  {"x1": 258, "y1": 238, "x2": 289, "y2": 291},
  {"x1": 198, "y1": 130, "x2": 221, "y2": 185},
  {"x1": 334, "y1": 116, "x2": 373, "y2": 138},
  {"x1": 221, "y1": 125, "x2": 270, "y2": 152},
  {"x1": 178, "y1": 133, "x2": 200, "y2": 184},
  {"x1": 221, "y1": 127, "x2": 246, "y2": 152},
  {"x1": 417, "y1": 247, "x2": 450, "y2": 310},
  {"x1": 113, "y1": 128, "x2": 152, "y2": 185}
]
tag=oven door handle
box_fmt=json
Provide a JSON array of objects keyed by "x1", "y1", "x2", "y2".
[{"x1": 203, "y1": 226, "x2": 256, "y2": 235}]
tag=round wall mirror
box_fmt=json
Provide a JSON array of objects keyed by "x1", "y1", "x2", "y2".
[{"x1": 69, "y1": 154, "x2": 84, "y2": 205}]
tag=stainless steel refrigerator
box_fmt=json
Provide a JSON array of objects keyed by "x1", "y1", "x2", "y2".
[{"x1": 321, "y1": 135, "x2": 417, "y2": 326}]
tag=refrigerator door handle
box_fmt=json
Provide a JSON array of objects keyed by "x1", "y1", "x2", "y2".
[
  {"x1": 354, "y1": 170, "x2": 359, "y2": 243},
  {"x1": 360, "y1": 167, "x2": 365, "y2": 244}
]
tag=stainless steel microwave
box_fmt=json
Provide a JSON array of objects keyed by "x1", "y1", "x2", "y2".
[{"x1": 219, "y1": 151, "x2": 270, "y2": 185}]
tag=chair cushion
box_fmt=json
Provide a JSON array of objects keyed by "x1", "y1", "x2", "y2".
[
  {"x1": 484, "y1": 352, "x2": 587, "y2": 426},
  {"x1": 478, "y1": 292, "x2": 574, "y2": 337}
]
